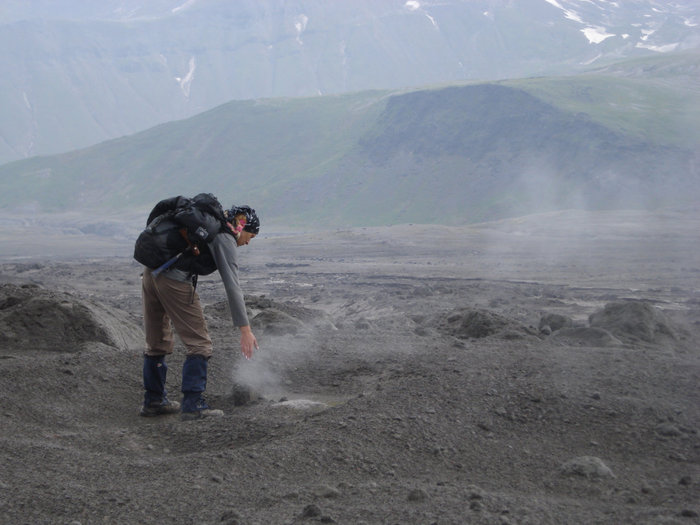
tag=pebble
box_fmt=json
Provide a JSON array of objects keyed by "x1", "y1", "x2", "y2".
[
  {"x1": 314, "y1": 485, "x2": 340, "y2": 498},
  {"x1": 301, "y1": 504, "x2": 321, "y2": 518},
  {"x1": 468, "y1": 488, "x2": 484, "y2": 500},
  {"x1": 560, "y1": 456, "x2": 615, "y2": 479},
  {"x1": 220, "y1": 509, "x2": 242, "y2": 524},
  {"x1": 655, "y1": 423, "x2": 683, "y2": 437},
  {"x1": 407, "y1": 488, "x2": 429, "y2": 502}
]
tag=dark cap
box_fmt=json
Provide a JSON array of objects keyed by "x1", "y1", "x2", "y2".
[{"x1": 227, "y1": 205, "x2": 260, "y2": 234}]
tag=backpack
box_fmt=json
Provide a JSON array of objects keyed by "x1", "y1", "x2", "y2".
[{"x1": 133, "y1": 193, "x2": 232, "y2": 276}]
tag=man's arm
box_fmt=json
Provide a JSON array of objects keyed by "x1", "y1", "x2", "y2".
[{"x1": 209, "y1": 233, "x2": 258, "y2": 358}]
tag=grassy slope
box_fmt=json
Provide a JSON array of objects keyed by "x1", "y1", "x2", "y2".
[
  {"x1": 0, "y1": 90, "x2": 389, "y2": 213},
  {"x1": 503, "y1": 52, "x2": 700, "y2": 148},
  {"x1": 0, "y1": 53, "x2": 697, "y2": 227}
]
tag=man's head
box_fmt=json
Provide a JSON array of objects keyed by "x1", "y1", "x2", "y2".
[{"x1": 226, "y1": 205, "x2": 260, "y2": 246}]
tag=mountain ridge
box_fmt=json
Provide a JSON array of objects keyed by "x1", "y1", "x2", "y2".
[
  {"x1": 1, "y1": 54, "x2": 698, "y2": 229},
  {"x1": 1, "y1": 0, "x2": 698, "y2": 165}
]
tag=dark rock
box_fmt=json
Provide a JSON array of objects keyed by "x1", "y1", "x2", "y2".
[
  {"x1": 589, "y1": 301, "x2": 677, "y2": 343},
  {"x1": 407, "y1": 488, "x2": 429, "y2": 502},
  {"x1": 560, "y1": 456, "x2": 615, "y2": 479},
  {"x1": 301, "y1": 504, "x2": 322, "y2": 518},
  {"x1": 538, "y1": 313, "x2": 573, "y2": 332},
  {"x1": 552, "y1": 326, "x2": 622, "y2": 347}
]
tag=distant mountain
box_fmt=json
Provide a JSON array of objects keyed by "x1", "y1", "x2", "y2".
[
  {"x1": 1, "y1": 0, "x2": 698, "y2": 164},
  {"x1": 1, "y1": 53, "x2": 697, "y2": 229}
]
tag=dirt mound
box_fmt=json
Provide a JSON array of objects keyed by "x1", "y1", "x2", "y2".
[
  {"x1": 205, "y1": 294, "x2": 331, "y2": 335},
  {"x1": 589, "y1": 301, "x2": 677, "y2": 343},
  {"x1": 246, "y1": 294, "x2": 321, "y2": 323},
  {"x1": 0, "y1": 283, "x2": 142, "y2": 353},
  {"x1": 552, "y1": 326, "x2": 622, "y2": 347},
  {"x1": 251, "y1": 308, "x2": 306, "y2": 335},
  {"x1": 437, "y1": 307, "x2": 533, "y2": 339},
  {"x1": 538, "y1": 312, "x2": 574, "y2": 333}
]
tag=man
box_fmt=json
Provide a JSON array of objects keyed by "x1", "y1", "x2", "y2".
[{"x1": 137, "y1": 198, "x2": 260, "y2": 420}]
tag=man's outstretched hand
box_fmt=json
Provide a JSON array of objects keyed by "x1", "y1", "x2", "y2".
[{"x1": 240, "y1": 325, "x2": 259, "y2": 359}]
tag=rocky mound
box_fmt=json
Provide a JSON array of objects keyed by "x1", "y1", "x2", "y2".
[
  {"x1": 551, "y1": 326, "x2": 622, "y2": 347},
  {"x1": 538, "y1": 312, "x2": 573, "y2": 334},
  {"x1": 589, "y1": 301, "x2": 677, "y2": 344},
  {"x1": 437, "y1": 307, "x2": 534, "y2": 340},
  {"x1": 0, "y1": 283, "x2": 142, "y2": 353},
  {"x1": 251, "y1": 308, "x2": 306, "y2": 335},
  {"x1": 205, "y1": 294, "x2": 332, "y2": 335}
]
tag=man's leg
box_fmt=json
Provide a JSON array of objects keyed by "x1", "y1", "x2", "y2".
[
  {"x1": 147, "y1": 274, "x2": 221, "y2": 419},
  {"x1": 140, "y1": 270, "x2": 179, "y2": 416},
  {"x1": 180, "y1": 354, "x2": 222, "y2": 419},
  {"x1": 148, "y1": 273, "x2": 213, "y2": 358}
]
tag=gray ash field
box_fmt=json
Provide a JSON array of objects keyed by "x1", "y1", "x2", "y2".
[{"x1": 1, "y1": 209, "x2": 699, "y2": 524}]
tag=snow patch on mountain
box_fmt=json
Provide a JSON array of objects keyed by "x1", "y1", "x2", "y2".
[
  {"x1": 172, "y1": 0, "x2": 199, "y2": 14},
  {"x1": 175, "y1": 57, "x2": 196, "y2": 97},
  {"x1": 582, "y1": 26, "x2": 616, "y2": 44},
  {"x1": 543, "y1": 0, "x2": 583, "y2": 23},
  {"x1": 580, "y1": 53, "x2": 603, "y2": 66},
  {"x1": 404, "y1": 0, "x2": 438, "y2": 29},
  {"x1": 542, "y1": 0, "x2": 692, "y2": 52},
  {"x1": 295, "y1": 14, "x2": 309, "y2": 45},
  {"x1": 637, "y1": 41, "x2": 679, "y2": 53}
]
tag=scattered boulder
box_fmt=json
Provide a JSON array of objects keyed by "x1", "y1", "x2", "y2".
[
  {"x1": 655, "y1": 423, "x2": 683, "y2": 437},
  {"x1": 230, "y1": 384, "x2": 260, "y2": 406},
  {"x1": 246, "y1": 295, "x2": 319, "y2": 323},
  {"x1": 538, "y1": 313, "x2": 573, "y2": 333},
  {"x1": 219, "y1": 509, "x2": 242, "y2": 525},
  {"x1": 407, "y1": 488, "x2": 429, "y2": 502},
  {"x1": 589, "y1": 301, "x2": 677, "y2": 343},
  {"x1": 314, "y1": 485, "x2": 340, "y2": 499},
  {"x1": 552, "y1": 326, "x2": 622, "y2": 347},
  {"x1": 300, "y1": 504, "x2": 321, "y2": 518},
  {"x1": 251, "y1": 308, "x2": 305, "y2": 335},
  {"x1": 438, "y1": 307, "x2": 531, "y2": 339},
  {"x1": 0, "y1": 283, "x2": 142, "y2": 353},
  {"x1": 207, "y1": 295, "x2": 331, "y2": 335},
  {"x1": 560, "y1": 456, "x2": 615, "y2": 479}
]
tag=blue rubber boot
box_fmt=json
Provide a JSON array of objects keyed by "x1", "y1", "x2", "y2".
[
  {"x1": 181, "y1": 355, "x2": 223, "y2": 420},
  {"x1": 140, "y1": 355, "x2": 180, "y2": 417}
]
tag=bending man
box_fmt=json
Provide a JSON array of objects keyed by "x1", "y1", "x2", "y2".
[{"x1": 136, "y1": 195, "x2": 260, "y2": 420}]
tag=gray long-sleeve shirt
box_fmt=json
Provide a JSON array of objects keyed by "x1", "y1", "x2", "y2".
[{"x1": 162, "y1": 232, "x2": 249, "y2": 328}]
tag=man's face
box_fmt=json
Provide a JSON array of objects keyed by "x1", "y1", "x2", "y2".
[{"x1": 236, "y1": 230, "x2": 256, "y2": 246}]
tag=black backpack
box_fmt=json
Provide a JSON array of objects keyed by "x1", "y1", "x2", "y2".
[{"x1": 133, "y1": 193, "x2": 232, "y2": 276}]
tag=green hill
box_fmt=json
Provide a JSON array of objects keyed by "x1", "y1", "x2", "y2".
[{"x1": 1, "y1": 54, "x2": 698, "y2": 228}]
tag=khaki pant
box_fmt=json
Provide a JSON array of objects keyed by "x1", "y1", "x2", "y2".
[{"x1": 141, "y1": 270, "x2": 213, "y2": 358}]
